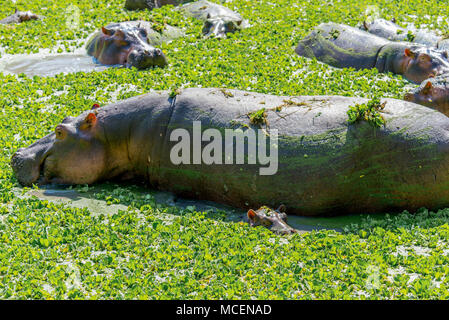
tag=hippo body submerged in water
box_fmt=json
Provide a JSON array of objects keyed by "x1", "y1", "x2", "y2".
[
  {"x1": 86, "y1": 21, "x2": 171, "y2": 69},
  {"x1": 295, "y1": 22, "x2": 449, "y2": 83},
  {"x1": 11, "y1": 88, "x2": 449, "y2": 216},
  {"x1": 360, "y1": 18, "x2": 449, "y2": 51},
  {"x1": 179, "y1": 0, "x2": 248, "y2": 37},
  {"x1": 0, "y1": 9, "x2": 42, "y2": 24}
]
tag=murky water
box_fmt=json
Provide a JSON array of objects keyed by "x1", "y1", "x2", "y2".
[
  {"x1": 0, "y1": 53, "x2": 110, "y2": 77},
  {"x1": 14, "y1": 184, "x2": 390, "y2": 233}
]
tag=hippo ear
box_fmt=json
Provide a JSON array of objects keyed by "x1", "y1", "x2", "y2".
[
  {"x1": 277, "y1": 204, "x2": 286, "y2": 213},
  {"x1": 91, "y1": 103, "x2": 100, "y2": 110},
  {"x1": 444, "y1": 51, "x2": 448, "y2": 59},
  {"x1": 423, "y1": 81, "x2": 433, "y2": 93},
  {"x1": 247, "y1": 209, "x2": 257, "y2": 222},
  {"x1": 404, "y1": 48, "x2": 415, "y2": 58},
  {"x1": 101, "y1": 26, "x2": 114, "y2": 36},
  {"x1": 391, "y1": 17, "x2": 396, "y2": 23},
  {"x1": 80, "y1": 112, "x2": 97, "y2": 130},
  {"x1": 362, "y1": 21, "x2": 368, "y2": 30}
]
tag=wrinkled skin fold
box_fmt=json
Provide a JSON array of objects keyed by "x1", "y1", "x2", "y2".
[{"x1": 11, "y1": 88, "x2": 449, "y2": 216}]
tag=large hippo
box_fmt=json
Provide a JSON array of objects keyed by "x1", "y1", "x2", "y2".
[
  {"x1": 11, "y1": 88, "x2": 449, "y2": 216},
  {"x1": 86, "y1": 21, "x2": 170, "y2": 69},
  {"x1": 179, "y1": 0, "x2": 248, "y2": 37},
  {"x1": 124, "y1": 0, "x2": 194, "y2": 11},
  {"x1": 360, "y1": 18, "x2": 449, "y2": 51},
  {"x1": 295, "y1": 22, "x2": 449, "y2": 83},
  {"x1": 0, "y1": 9, "x2": 42, "y2": 24}
]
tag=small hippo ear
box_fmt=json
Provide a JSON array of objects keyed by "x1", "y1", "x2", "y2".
[
  {"x1": 277, "y1": 204, "x2": 286, "y2": 213},
  {"x1": 101, "y1": 26, "x2": 114, "y2": 36},
  {"x1": 247, "y1": 209, "x2": 257, "y2": 222},
  {"x1": 80, "y1": 112, "x2": 97, "y2": 130},
  {"x1": 423, "y1": 81, "x2": 433, "y2": 93},
  {"x1": 391, "y1": 17, "x2": 396, "y2": 23},
  {"x1": 362, "y1": 21, "x2": 368, "y2": 30},
  {"x1": 404, "y1": 48, "x2": 415, "y2": 58},
  {"x1": 91, "y1": 103, "x2": 100, "y2": 110},
  {"x1": 444, "y1": 51, "x2": 448, "y2": 59}
]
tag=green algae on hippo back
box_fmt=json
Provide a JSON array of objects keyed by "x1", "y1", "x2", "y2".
[
  {"x1": 296, "y1": 22, "x2": 449, "y2": 84},
  {"x1": 179, "y1": 0, "x2": 249, "y2": 38},
  {"x1": 404, "y1": 75, "x2": 449, "y2": 116},
  {"x1": 86, "y1": 21, "x2": 169, "y2": 69},
  {"x1": 10, "y1": 88, "x2": 449, "y2": 216}
]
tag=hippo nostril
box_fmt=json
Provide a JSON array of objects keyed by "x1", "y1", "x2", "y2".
[{"x1": 404, "y1": 93, "x2": 414, "y2": 101}]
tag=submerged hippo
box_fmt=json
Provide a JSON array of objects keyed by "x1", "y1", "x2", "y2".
[
  {"x1": 86, "y1": 21, "x2": 169, "y2": 69},
  {"x1": 247, "y1": 205, "x2": 296, "y2": 234},
  {"x1": 360, "y1": 18, "x2": 449, "y2": 51},
  {"x1": 295, "y1": 22, "x2": 449, "y2": 83},
  {"x1": 404, "y1": 75, "x2": 449, "y2": 116},
  {"x1": 179, "y1": 0, "x2": 248, "y2": 37},
  {"x1": 0, "y1": 9, "x2": 42, "y2": 24},
  {"x1": 125, "y1": 0, "x2": 194, "y2": 10},
  {"x1": 11, "y1": 88, "x2": 449, "y2": 216}
]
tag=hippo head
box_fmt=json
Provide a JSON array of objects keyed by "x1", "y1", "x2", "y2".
[
  {"x1": 93, "y1": 23, "x2": 167, "y2": 69},
  {"x1": 404, "y1": 78, "x2": 449, "y2": 116},
  {"x1": 202, "y1": 17, "x2": 242, "y2": 37},
  {"x1": 17, "y1": 10, "x2": 39, "y2": 22},
  {"x1": 402, "y1": 47, "x2": 449, "y2": 83},
  {"x1": 247, "y1": 205, "x2": 297, "y2": 235},
  {"x1": 11, "y1": 110, "x2": 108, "y2": 186}
]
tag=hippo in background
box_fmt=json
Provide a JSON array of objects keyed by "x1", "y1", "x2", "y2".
[
  {"x1": 11, "y1": 88, "x2": 449, "y2": 216},
  {"x1": 125, "y1": 0, "x2": 194, "y2": 11},
  {"x1": 0, "y1": 9, "x2": 43, "y2": 24},
  {"x1": 86, "y1": 21, "x2": 170, "y2": 69},
  {"x1": 295, "y1": 22, "x2": 449, "y2": 84},
  {"x1": 360, "y1": 18, "x2": 449, "y2": 51},
  {"x1": 179, "y1": 0, "x2": 249, "y2": 38}
]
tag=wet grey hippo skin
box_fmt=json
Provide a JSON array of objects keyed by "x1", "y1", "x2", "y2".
[
  {"x1": 11, "y1": 88, "x2": 449, "y2": 216},
  {"x1": 86, "y1": 21, "x2": 172, "y2": 69},
  {"x1": 405, "y1": 75, "x2": 449, "y2": 116},
  {"x1": 295, "y1": 22, "x2": 449, "y2": 83},
  {"x1": 0, "y1": 10, "x2": 42, "y2": 24},
  {"x1": 125, "y1": 0, "x2": 194, "y2": 10},
  {"x1": 179, "y1": 0, "x2": 248, "y2": 37},
  {"x1": 360, "y1": 18, "x2": 449, "y2": 51},
  {"x1": 247, "y1": 205, "x2": 297, "y2": 234}
]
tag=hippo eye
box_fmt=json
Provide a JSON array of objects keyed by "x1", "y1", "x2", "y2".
[{"x1": 139, "y1": 29, "x2": 148, "y2": 38}]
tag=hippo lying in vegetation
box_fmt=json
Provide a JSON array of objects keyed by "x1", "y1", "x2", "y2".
[
  {"x1": 360, "y1": 18, "x2": 449, "y2": 51},
  {"x1": 86, "y1": 21, "x2": 170, "y2": 69},
  {"x1": 179, "y1": 0, "x2": 248, "y2": 37},
  {"x1": 125, "y1": 0, "x2": 193, "y2": 11},
  {"x1": 11, "y1": 88, "x2": 449, "y2": 216},
  {"x1": 295, "y1": 22, "x2": 449, "y2": 83},
  {"x1": 0, "y1": 9, "x2": 42, "y2": 24},
  {"x1": 360, "y1": 19, "x2": 449, "y2": 116},
  {"x1": 247, "y1": 205, "x2": 297, "y2": 234}
]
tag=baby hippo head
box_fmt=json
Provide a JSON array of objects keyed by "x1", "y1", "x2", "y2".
[
  {"x1": 17, "y1": 10, "x2": 39, "y2": 22},
  {"x1": 11, "y1": 110, "x2": 107, "y2": 186},
  {"x1": 202, "y1": 17, "x2": 243, "y2": 38},
  {"x1": 247, "y1": 205, "x2": 297, "y2": 235},
  {"x1": 403, "y1": 47, "x2": 449, "y2": 84},
  {"x1": 404, "y1": 78, "x2": 449, "y2": 116},
  {"x1": 93, "y1": 24, "x2": 167, "y2": 69}
]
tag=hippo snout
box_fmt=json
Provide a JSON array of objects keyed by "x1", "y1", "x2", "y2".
[
  {"x1": 127, "y1": 47, "x2": 167, "y2": 69},
  {"x1": 404, "y1": 92, "x2": 414, "y2": 102},
  {"x1": 11, "y1": 150, "x2": 41, "y2": 186}
]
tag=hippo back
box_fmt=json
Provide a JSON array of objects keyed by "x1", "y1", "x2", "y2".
[{"x1": 296, "y1": 23, "x2": 389, "y2": 69}]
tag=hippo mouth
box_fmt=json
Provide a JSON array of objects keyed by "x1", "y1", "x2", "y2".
[{"x1": 10, "y1": 133, "x2": 55, "y2": 186}]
